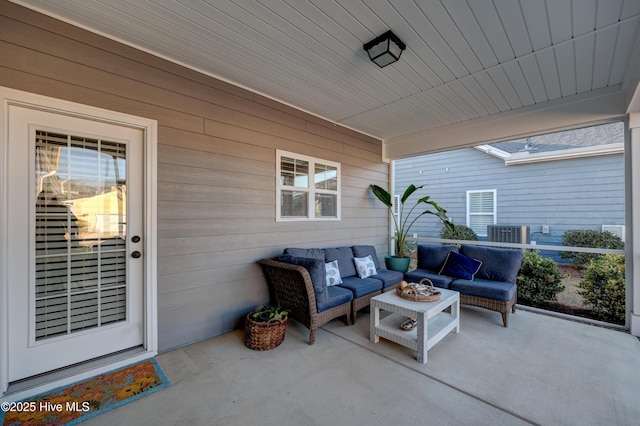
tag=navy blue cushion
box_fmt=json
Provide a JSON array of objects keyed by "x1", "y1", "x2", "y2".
[
  {"x1": 279, "y1": 254, "x2": 328, "y2": 305},
  {"x1": 460, "y1": 245, "x2": 523, "y2": 284},
  {"x1": 337, "y1": 276, "x2": 383, "y2": 298},
  {"x1": 352, "y1": 245, "x2": 381, "y2": 269},
  {"x1": 417, "y1": 244, "x2": 459, "y2": 271},
  {"x1": 404, "y1": 269, "x2": 454, "y2": 289},
  {"x1": 372, "y1": 269, "x2": 404, "y2": 289},
  {"x1": 283, "y1": 247, "x2": 325, "y2": 261},
  {"x1": 317, "y1": 285, "x2": 353, "y2": 313},
  {"x1": 439, "y1": 251, "x2": 482, "y2": 280},
  {"x1": 451, "y1": 278, "x2": 517, "y2": 302},
  {"x1": 324, "y1": 247, "x2": 357, "y2": 278}
]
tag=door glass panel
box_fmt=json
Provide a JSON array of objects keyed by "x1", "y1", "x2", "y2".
[{"x1": 34, "y1": 130, "x2": 127, "y2": 341}]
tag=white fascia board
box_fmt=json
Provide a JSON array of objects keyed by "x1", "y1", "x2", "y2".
[
  {"x1": 474, "y1": 145, "x2": 511, "y2": 160},
  {"x1": 504, "y1": 143, "x2": 624, "y2": 165}
]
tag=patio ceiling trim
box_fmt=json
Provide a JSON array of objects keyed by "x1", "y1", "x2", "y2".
[
  {"x1": 382, "y1": 85, "x2": 626, "y2": 161},
  {"x1": 10, "y1": 0, "x2": 640, "y2": 146}
]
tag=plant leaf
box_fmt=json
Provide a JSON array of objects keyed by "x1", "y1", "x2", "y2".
[
  {"x1": 370, "y1": 184, "x2": 393, "y2": 208},
  {"x1": 401, "y1": 184, "x2": 424, "y2": 204}
]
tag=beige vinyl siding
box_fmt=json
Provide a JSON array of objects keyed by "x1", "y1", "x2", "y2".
[{"x1": 0, "y1": 1, "x2": 391, "y2": 351}]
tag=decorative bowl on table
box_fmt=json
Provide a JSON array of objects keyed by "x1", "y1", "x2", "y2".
[{"x1": 396, "y1": 279, "x2": 441, "y2": 302}]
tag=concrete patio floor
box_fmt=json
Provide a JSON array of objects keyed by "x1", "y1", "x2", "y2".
[{"x1": 85, "y1": 306, "x2": 640, "y2": 426}]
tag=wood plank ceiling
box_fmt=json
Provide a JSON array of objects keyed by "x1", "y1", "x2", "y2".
[{"x1": 12, "y1": 0, "x2": 640, "y2": 143}]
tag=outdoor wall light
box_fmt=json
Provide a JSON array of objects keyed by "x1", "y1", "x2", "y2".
[{"x1": 363, "y1": 30, "x2": 406, "y2": 68}]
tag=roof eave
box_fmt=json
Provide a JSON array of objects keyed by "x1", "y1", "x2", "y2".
[{"x1": 504, "y1": 143, "x2": 624, "y2": 165}]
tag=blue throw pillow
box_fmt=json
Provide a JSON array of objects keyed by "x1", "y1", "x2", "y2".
[{"x1": 439, "y1": 250, "x2": 482, "y2": 280}]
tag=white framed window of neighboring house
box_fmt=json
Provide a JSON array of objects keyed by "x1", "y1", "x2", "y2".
[
  {"x1": 466, "y1": 189, "x2": 497, "y2": 237},
  {"x1": 276, "y1": 150, "x2": 341, "y2": 221}
]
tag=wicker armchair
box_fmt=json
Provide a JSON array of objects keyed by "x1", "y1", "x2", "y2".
[{"x1": 258, "y1": 258, "x2": 351, "y2": 345}]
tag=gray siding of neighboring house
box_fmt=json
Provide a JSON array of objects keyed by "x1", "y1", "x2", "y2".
[
  {"x1": 1, "y1": 2, "x2": 391, "y2": 352},
  {"x1": 394, "y1": 146, "x2": 624, "y2": 259}
]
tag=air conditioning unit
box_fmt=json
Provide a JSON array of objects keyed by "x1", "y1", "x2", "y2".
[
  {"x1": 487, "y1": 225, "x2": 530, "y2": 244},
  {"x1": 602, "y1": 225, "x2": 625, "y2": 242}
]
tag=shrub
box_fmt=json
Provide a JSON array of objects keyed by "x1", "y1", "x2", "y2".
[
  {"x1": 516, "y1": 251, "x2": 565, "y2": 306},
  {"x1": 440, "y1": 224, "x2": 478, "y2": 241},
  {"x1": 578, "y1": 254, "x2": 626, "y2": 324},
  {"x1": 560, "y1": 229, "x2": 624, "y2": 267}
]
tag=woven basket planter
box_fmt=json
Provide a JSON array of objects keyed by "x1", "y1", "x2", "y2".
[{"x1": 244, "y1": 313, "x2": 288, "y2": 350}]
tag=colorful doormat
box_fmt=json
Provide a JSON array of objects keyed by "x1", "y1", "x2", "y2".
[{"x1": 1, "y1": 358, "x2": 169, "y2": 425}]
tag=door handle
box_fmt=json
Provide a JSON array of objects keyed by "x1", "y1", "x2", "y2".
[{"x1": 131, "y1": 251, "x2": 142, "y2": 259}]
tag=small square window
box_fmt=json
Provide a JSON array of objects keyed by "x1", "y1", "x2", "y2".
[{"x1": 277, "y1": 150, "x2": 340, "y2": 221}]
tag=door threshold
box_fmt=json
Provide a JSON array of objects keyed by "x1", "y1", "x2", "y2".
[{"x1": 2, "y1": 346, "x2": 154, "y2": 401}]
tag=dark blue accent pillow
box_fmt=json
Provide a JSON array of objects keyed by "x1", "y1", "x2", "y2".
[
  {"x1": 278, "y1": 254, "x2": 328, "y2": 304},
  {"x1": 439, "y1": 250, "x2": 482, "y2": 280}
]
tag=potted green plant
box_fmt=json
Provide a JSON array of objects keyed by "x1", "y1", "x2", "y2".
[
  {"x1": 370, "y1": 184, "x2": 453, "y2": 272},
  {"x1": 244, "y1": 306, "x2": 290, "y2": 351}
]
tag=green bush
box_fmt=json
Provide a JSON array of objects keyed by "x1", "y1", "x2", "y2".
[
  {"x1": 578, "y1": 254, "x2": 626, "y2": 324},
  {"x1": 516, "y1": 251, "x2": 565, "y2": 306},
  {"x1": 439, "y1": 224, "x2": 478, "y2": 241},
  {"x1": 560, "y1": 229, "x2": 624, "y2": 267}
]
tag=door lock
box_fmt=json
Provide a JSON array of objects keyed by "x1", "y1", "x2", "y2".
[{"x1": 131, "y1": 251, "x2": 142, "y2": 259}]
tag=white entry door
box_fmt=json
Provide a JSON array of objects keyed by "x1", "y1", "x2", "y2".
[{"x1": 6, "y1": 105, "x2": 144, "y2": 382}]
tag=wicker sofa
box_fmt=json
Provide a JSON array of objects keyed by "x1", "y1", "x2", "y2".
[
  {"x1": 258, "y1": 245, "x2": 403, "y2": 344},
  {"x1": 405, "y1": 243, "x2": 523, "y2": 327}
]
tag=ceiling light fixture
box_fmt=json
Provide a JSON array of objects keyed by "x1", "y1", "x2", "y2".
[{"x1": 363, "y1": 30, "x2": 406, "y2": 68}]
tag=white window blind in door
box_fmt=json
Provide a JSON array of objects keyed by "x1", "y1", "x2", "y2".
[{"x1": 35, "y1": 130, "x2": 127, "y2": 341}]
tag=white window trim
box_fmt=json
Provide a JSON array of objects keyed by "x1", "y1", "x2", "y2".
[
  {"x1": 276, "y1": 150, "x2": 341, "y2": 221},
  {"x1": 466, "y1": 189, "x2": 497, "y2": 237}
]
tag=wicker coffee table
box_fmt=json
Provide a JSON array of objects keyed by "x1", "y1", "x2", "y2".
[{"x1": 370, "y1": 288, "x2": 460, "y2": 363}]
